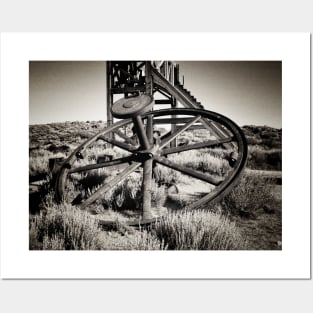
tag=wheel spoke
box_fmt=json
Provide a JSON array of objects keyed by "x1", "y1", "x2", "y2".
[
  {"x1": 154, "y1": 155, "x2": 222, "y2": 186},
  {"x1": 159, "y1": 130, "x2": 172, "y2": 140},
  {"x1": 68, "y1": 156, "x2": 134, "y2": 174},
  {"x1": 199, "y1": 119, "x2": 234, "y2": 149},
  {"x1": 112, "y1": 129, "x2": 138, "y2": 146},
  {"x1": 97, "y1": 135, "x2": 137, "y2": 152},
  {"x1": 161, "y1": 137, "x2": 234, "y2": 155},
  {"x1": 80, "y1": 162, "x2": 142, "y2": 210},
  {"x1": 159, "y1": 115, "x2": 201, "y2": 149}
]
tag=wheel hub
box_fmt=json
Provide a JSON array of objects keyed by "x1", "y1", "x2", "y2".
[
  {"x1": 123, "y1": 98, "x2": 140, "y2": 108},
  {"x1": 111, "y1": 94, "x2": 153, "y2": 119},
  {"x1": 134, "y1": 145, "x2": 160, "y2": 161}
]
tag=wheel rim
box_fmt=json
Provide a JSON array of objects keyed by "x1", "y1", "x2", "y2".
[{"x1": 55, "y1": 108, "x2": 247, "y2": 215}]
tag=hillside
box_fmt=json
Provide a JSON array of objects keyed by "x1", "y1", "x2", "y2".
[{"x1": 30, "y1": 121, "x2": 282, "y2": 173}]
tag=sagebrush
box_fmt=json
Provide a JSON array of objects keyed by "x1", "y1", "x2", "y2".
[{"x1": 153, "y1": 210, "x2": 246, "y2": 250}]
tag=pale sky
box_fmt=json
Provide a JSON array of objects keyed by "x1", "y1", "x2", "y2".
[{"x1": 29, "y1": 61, "x2": 281, "y2": 127}]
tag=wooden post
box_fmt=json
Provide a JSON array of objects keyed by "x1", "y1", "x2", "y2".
[
  {"x1": 174, "y1": 64, "x2": 180, "y2": 85},
  {"x1": 142, "y1": 61, "x2": 153, "y2": 220},
  {"x1": 106, "y1": 62, "x2": 114, "y2": 145},
  {"x1": 171, "y1": 63, "x2": 177, "y2": 148},
  {"x1": 134, "y1": 115, "x2": 151, "y2": 150},
  {"x1": 170, "y1": 97, "x2": 177, "y2": 148},
  {"x1": 146, "y1": 115, "x2": 154, "y2": 144},
  {"x1": 145, "y1": 61, "x2": 152, "y2": 94}
]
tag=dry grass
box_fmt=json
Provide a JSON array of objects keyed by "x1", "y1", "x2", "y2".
[
  {"x1": 223, "y1": 171, "x2": 275, "y2": 215},
  {"x1": 247, "y1": 146, "x2": 282, "y2": 171},
  {"x1": 29, "y1": 203, "x2": 105, "y2": 250},
  {"x1": 98, "y1": 230, "x2": 166, "y2": 250},
  {"x1": 154, "y1": 210, "x2": 247, "y2": 250},
  {"x1": 29, "y1": 202, "x2": 166, "y2": 250},
  {"x1": 168, "y1": 149, "x2": 230, "y2": 177}
]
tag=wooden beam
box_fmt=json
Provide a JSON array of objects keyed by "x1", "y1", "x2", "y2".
[
  {"x1": 106, "y1": 61, "x2": 114, "y2": 147},
  {"x1": 135, "y1": 62, "x2": 145, "y2": 71},
  {"x1": 154, "y1": 86, "x2": 172, "y2": 99},
  {"x1": 118, "y1": 67, "x2": 140, "y2": 83},
  {"x1": 159, "y1": 115, "x2": 201, "y2": 149},
  {"x1": 154, "y1": 99, "x2": 173, "y2": 105},
  {"x1": 171, "y1": 97, "x2": 177, "y2": 148},
  {"x1": 68, "y1": 156, "x2": 133, "y2": 174},
  {"x1": 142, "y1": 62, "x2": 153, "y2": 220},
  {"x1": 111, "y1": 86, "x2": 146, "y2": 94},
  {"x1": 97, "y1": 135, "x2": 137, "y2": 152},
  {"x1": 112, "y1": 129, "x2": 138, "y2": 146},
  {"x1": 79, "y1": 162, "x2": 141, "y2": 210},
  {"x1": 154, "y1": 156, "x2": 222, "y2": 186},
  {"x1": 106, "y1": 61, "x2": 113, "y2": 128},
  {"x1": 153, "y1": 117, "x2": 194, "y2": 125},
  {"x1": 188, "y1": 125, "x2": 207, "y2": 130},
  {"x1": 161, "y1": 137, "x2": 234, "y2": 155}
]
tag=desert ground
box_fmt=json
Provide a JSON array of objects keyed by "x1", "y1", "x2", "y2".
[{"x1": 29, "y1": 120, "x2": 282, "y2": 250}]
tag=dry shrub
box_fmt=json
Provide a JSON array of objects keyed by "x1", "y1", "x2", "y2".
[
  {"x1": 29, "y1": 202, "x2": 166, "y2": 250},
  {"x1": 101, "y1": 174, "x2": 142, "y2": 210},
  {"x1": 153, "y1": 210, "x2": 246, "y2": 250},
  {"x1": 247, "y1": 146, "x2": 282, "y2": 170},
  {"x1": 223, "y1": 172, "x2": 275, "y2": 214},
  {"x1": 151, "y1": 180, "x2": 166, "y2": 208},
  {"x1": 99, "y1": 174, "x2": 166, "y2": 211},
  {"x1": 153, "y1": 164, "x2": 187, "y2": 185},
  {"x1": 29, "y1": 203, "x2": 105, "y2": 250},
  {"x1": 29, "y1": 148, "x2": 67, "y2": 177},
  {"x1": 42, "y1": 235, "x2": 65, "y2": 250},
  {"x1": 29, "y1": 155, "x2": 50, "y2": 177},
  {"x1": 99, "y1": 230, "x2": 166, "y2": 250},
  {"x1": 168, "y1": 150, "x2": 230, "y2": 177},
  {"x1": 79, "y1": 170, "x2": 110, "y2": 192}
]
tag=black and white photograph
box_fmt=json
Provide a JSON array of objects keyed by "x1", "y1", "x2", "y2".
[
  {"x1": 0, "y1": 4, "x2": 312, "y2": 311},
  {"x1": 29, "y1": 60, "x2": 282, "y2": 250},
  {"x1": 0, "y1": 31, "x2": 310, "y2": 280}
]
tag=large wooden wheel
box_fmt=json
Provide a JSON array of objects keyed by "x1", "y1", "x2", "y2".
[{"x1": 55, "y1": 107, "x2": 247, "y2": 222}]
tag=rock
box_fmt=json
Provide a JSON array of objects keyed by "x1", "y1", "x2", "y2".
[{"x1": 47, "y1": 144, "x2": 70, "y2": 153}]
